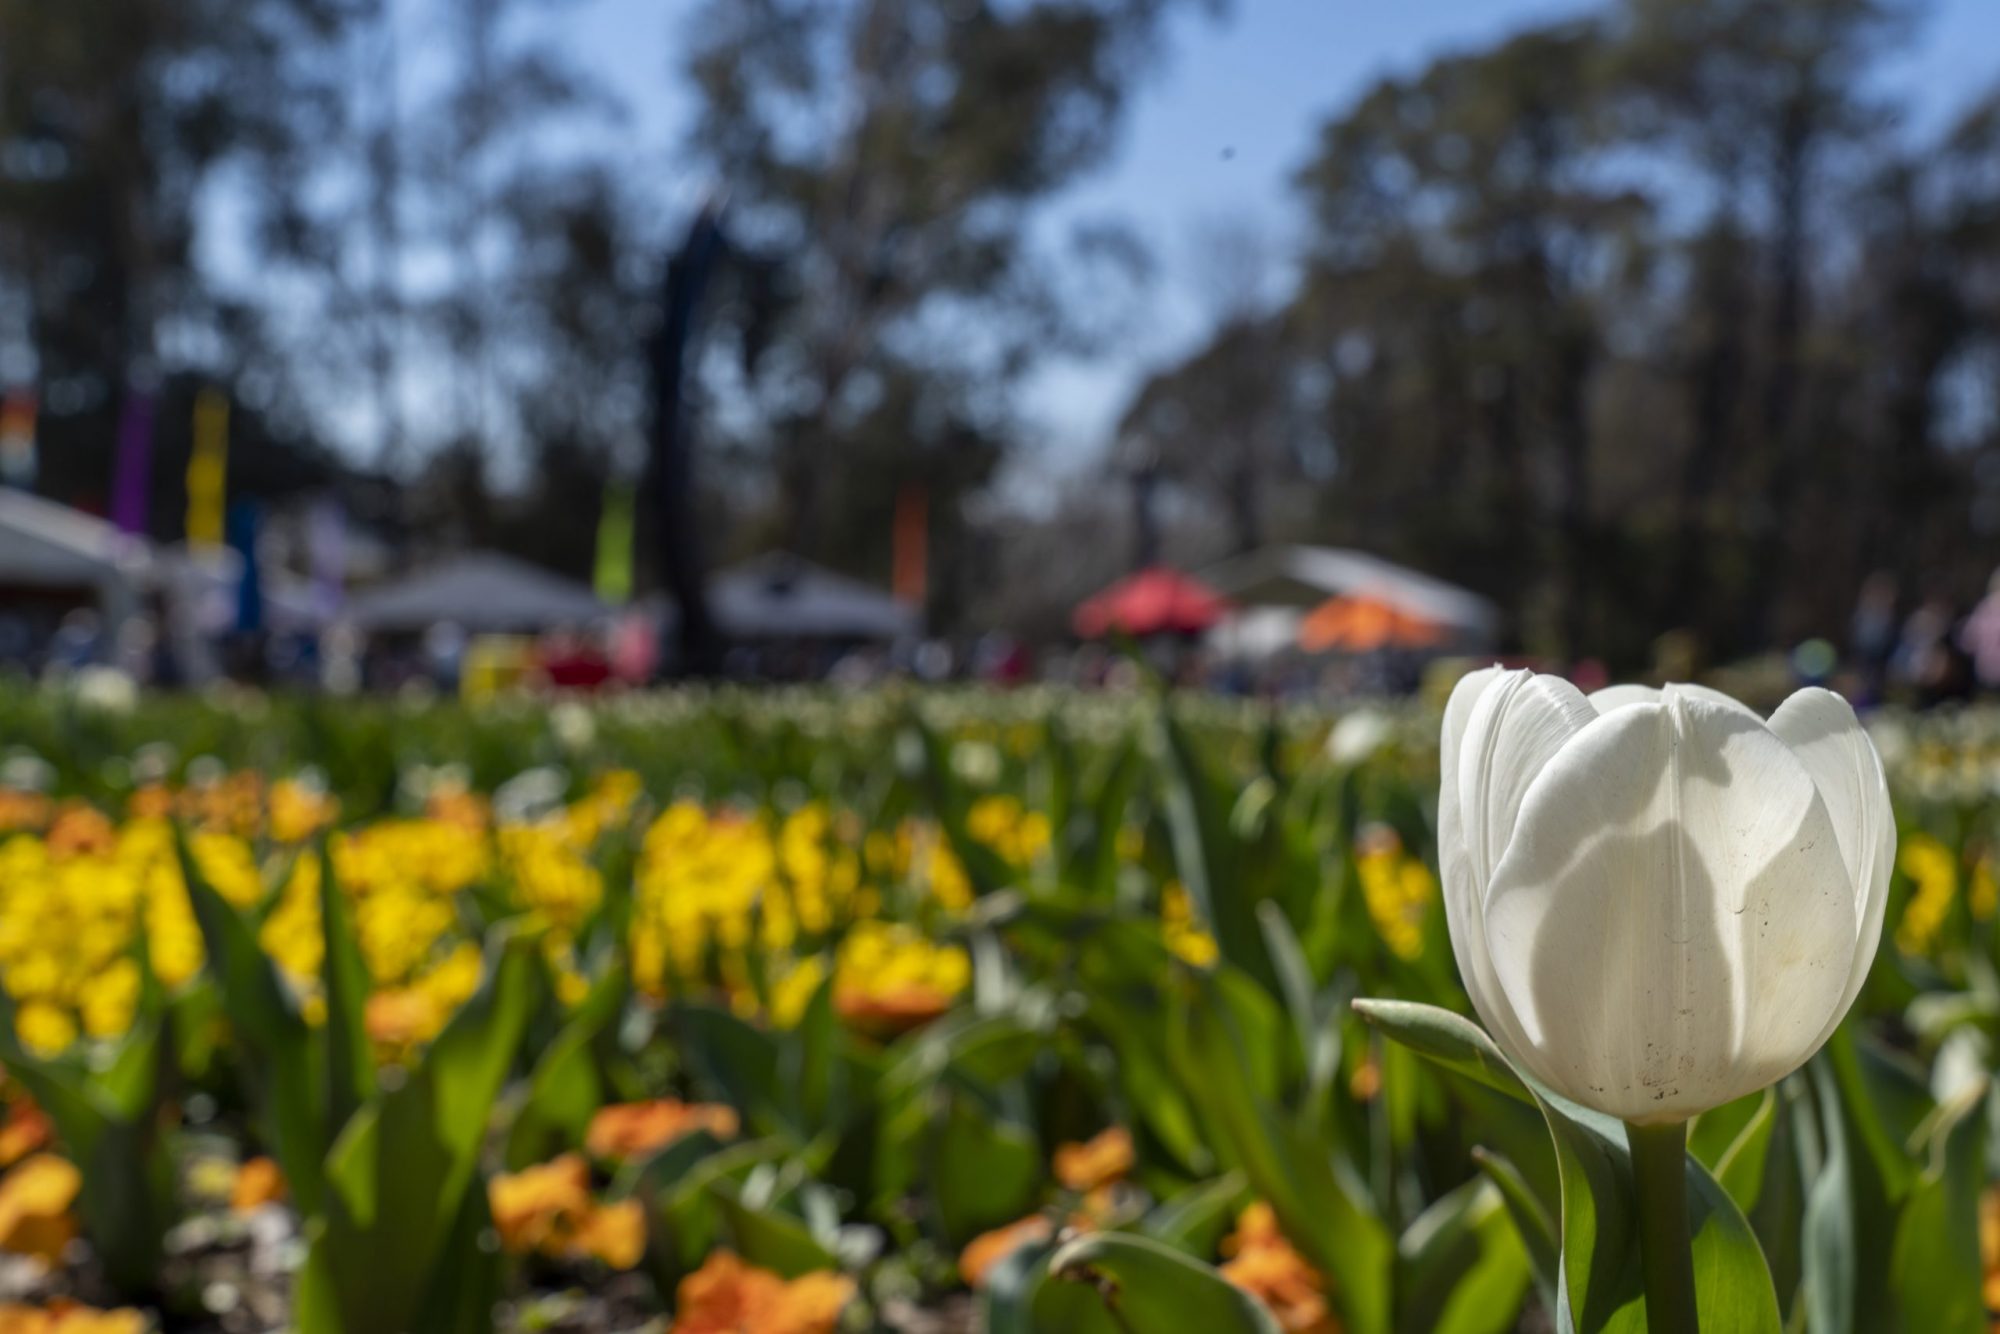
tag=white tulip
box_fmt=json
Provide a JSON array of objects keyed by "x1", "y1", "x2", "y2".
[{"x1": 1438, "y1": 670, "x2": 1894, "y2": 1124}]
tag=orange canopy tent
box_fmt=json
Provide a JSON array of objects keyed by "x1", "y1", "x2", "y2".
[
  {"x1": 1073, "y1": 567, "x2": 1227, "y2": 638},
  {"x1": 1298, "y1": 594, "x2": 1446, "y2": 653}
]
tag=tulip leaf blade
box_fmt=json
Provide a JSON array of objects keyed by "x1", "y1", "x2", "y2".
[
  {"x1": 1472, "y1": 1146, "x2": 1560, "y2": 1308},
  {"x1": 1350, "y1": 998, "x2": 1533, "y2": 1105},
  {"x1": 1143, "y1": 1171, "x2": 1250, "y2": 1257},
  {"x1": 1394, "y1": 1177, "x2": 1534, "y2": 1334},
  {"x1": 1174, "y1": 980, "x2": 1393, "y2": 1334},
  {"x1": 1046, "y1": 1231, "x2": 1283, "y2": 1334},
  {"x1": 1888, "y1": 1079, "x2": 1987, "y2": 1334},
  {"x1": 1706, "y1": 1089, "x2": 1779, "y2": 1217},
  {"x1": 987, "y1": 1237, "x2": 1121, "y2": 1334},
  {"x1": 1536, "y1": 1091, "x2": 1782, "y2": 1334}
]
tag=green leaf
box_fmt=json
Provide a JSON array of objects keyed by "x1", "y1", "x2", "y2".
[
  {"x1": 1080, "y1": 737, "x2": 1144, "y2": 898},
  {"x1": 1154, "y1": 705, "x2": 1275, "y2": 991},
  {"x1": 1257, "y1": 901, "x2": 1319, "y2": 1071},
  {"x1": 1801, "y1": 1060, "x2": 1857, "y2": 1334},
  {"x1": 1144, "y1": 1172, "x2": 1250, "y2": 1257},
  {"x1": 987, "y1": 1239, "x2": 1120, "y2": 1334},
  {"x1": 1471, "y1": 1147, "x2": 1559, "y2": 1307},
  {"x1": 181, "y1": 835, "x2": 329, "y2": 1216},
  {"x1": 1172, "y1": 981, "x2": 1392, "y2": 1334},
  {"x1": 931, "y1": 1100, "x2": 1042, "y2": 1244},
  {"x1": 1046, "y1": 1231, "x2": 1282, "y2": 1334},
  {"x1": 1395, "y1": 1178, "x2": 1533, "y2": 1334},
  {"x1": 1538, "y1": 1093, "x2": 1781, "y2": 1334},
  {"x1": 317, "y1": 843, "x2": 376, "y2": 1133},
  {"x1": 675, "y1": 1001, "x2": 788, "y2": 1131},
  {"x1": 303, "y1": 935, "x2": 541, "y2": 1334},
  {"x1": 708, "y1": 1177, "x2": 839, "y2": 1277},
  {"x1": 1889, "y1": 1080, "x2": 1988, "y2": 1334},
  {"x1": 1350, "y1": 999, "x2": 1532, "y2": 1105},
  {"x1": 505, "y1": 963, "x2": 625, "y2": 1169},
  {"x1": 1701, "y1": 1090, "x2": 1779, "y2": 1217}
]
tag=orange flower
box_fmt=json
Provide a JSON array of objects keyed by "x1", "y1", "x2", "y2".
[
  {"x1": 0, "y1": 1155, "x2": 80, "y2": 1266},
  {"x1": 488, "y1": 1155, "x2": 645, "y2": 1271},
  {"x1": 959, "y1": 1214, "x2": 1055, "y2": 1289},
  {"x1": 1220, "y1": 1202, "x2": 1339, "y2": 1334},
  {"x1": 673, "y1": 1250, "x2": 855, "y2": 1334},
  {"x1": 363, "y1": 989, "x2": 439, "y2": 1049},
  {"x1": 585, "y1": 1100, "x2": 739, "y2": 1162},
  {"x1": 45, "y1": 806, "x2": 114, "y2": 860},
  {"x1": 1348, "y1": 1055, "x2": 1381, "y2": 1103},
  {"x1": 425, "y1": 789, "x2": 490, "y2": 831},
  {"x1": 0, "y1": 1094, "x2": 52, "y2": 1169},
  {"x1": 1053, "y1": 1126, "x2": 1133, "y2": 1193},
  {"x1": 0, "y1": 790, "x2": 52, "y2": 833},
  {"x1": 490, "y1": 1155, "x2": 594, "y2": 1255},
  {"x1": 127, "y1": 786, "x2": 174, "y2": 821},
  {"x1": 572, "y1": 1197, "x2": 647, "y2": 1270},
  {"x1": 833, "y1": 985, "x2": 954, "y2": 1035},
  {"x1": 230, "y1": 1157, "x2": 287, "y2": 1214},
  {"x1": 0, "y1": 1299, "x2": 148, "y2": 1334}
]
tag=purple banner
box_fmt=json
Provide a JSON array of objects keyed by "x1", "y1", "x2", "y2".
[{"x1": 111, "y1": 387, "x2": 157, "y2": 537}]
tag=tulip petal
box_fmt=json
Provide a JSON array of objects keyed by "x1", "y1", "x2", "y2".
[
  {"x1": 1437, "y1": 667, "x2": 1534, "y2": 1052},
  {"x1": 1586, "y1": 683, "x2": 1660, "y2": 713},
  {"x1": 1458, "y1": 670, "x2": 1599, "y2": 891},
  {"x1": 1767, "y1": 688, "x2": 1895, "y2": 1048},
  {"x1": 1484, "y1": 691, "x2": 1857, "y2": 1122},
  {"x1": 1589, "y1": 682, "x2": 1760, "y2": 718}
]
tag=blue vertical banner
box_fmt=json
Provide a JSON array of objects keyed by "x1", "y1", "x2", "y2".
[{"x1": 228, "y1": 499, "x2": 263, "y2": 634}]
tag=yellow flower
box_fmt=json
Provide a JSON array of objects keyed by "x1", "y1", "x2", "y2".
[
  {"x1": 189, "y1": 832, "x2": 263, "y2": 909},
  {"x1": 1354, "y1": 826, "x2": 1433, "y2": 963},
  {"x1": 1161, "y1": 882, "x2": 1218, "y2": 967},
  {"x1": 966, "y1": 795, "x2": 1052, "y2": 868},
  {"x1": 268, "y1": 779, "x2": 338, "y2": 843},
  {"x1": 12, "y1": 1006, "x2": 74, "y2": 1060},
  {"x1": 829, "y1": 922, "x2": 969, "y2": 1035},
  {"x1": 1896, "y1": 834, "x2": 1957, "y2": 956}
]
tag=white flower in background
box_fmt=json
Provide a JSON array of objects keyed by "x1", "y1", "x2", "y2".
[
  {"x1": 551, "y1": 700, "x2": 597, "y2": 751},
  {"x1": 951, "y1": 739, "x2": 1002, "y2": 787},
  {"x1": 69, "y1": 665, "x2": 137, "y2": 715},
  {"x1": 1327, "y1": 708, "x2": 1394, "y2": 767},
  {"x1": 1439, "y1": 670, "x2": 1894, "y2": 1124},
  {"x1": 493, "y1": 765, "x2": 569, "y2": 825}
]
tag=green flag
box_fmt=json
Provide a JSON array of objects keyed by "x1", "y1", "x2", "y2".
[{"x1": 594, "y1": 480, "x2": 635, "y2": 605}]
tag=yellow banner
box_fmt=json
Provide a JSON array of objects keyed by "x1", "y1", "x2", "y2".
[{"x1": 185, "y1": 388, "x2": 229, "y2": 548}]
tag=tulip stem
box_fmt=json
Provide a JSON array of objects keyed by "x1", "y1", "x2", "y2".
[{"x1": 1627, "y1": 1119, "x2": 1698, "y2": 1334}]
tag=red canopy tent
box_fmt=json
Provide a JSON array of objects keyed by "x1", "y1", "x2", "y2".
[{"x1": 1072, "y1": 567, "x2": 1227, "y2": 638}]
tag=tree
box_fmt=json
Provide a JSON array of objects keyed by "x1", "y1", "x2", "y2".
[
  {"x1": 677, "y1": 0, "x2": 1220, "y2": 620},
  {"x1": 1286, "y1": 19, "x2": 1642, "y2": 657},
  {"x1": 1607, "y1": 0, "x2": 1912, "y2": 643},
  {"x1": 0, "y1": 0, "x2": 357, "y2": 515}
]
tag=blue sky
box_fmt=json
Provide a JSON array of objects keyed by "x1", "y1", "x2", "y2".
[{"x1": 541, "y1": 0, "x2": 1999, "y2": 471}]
